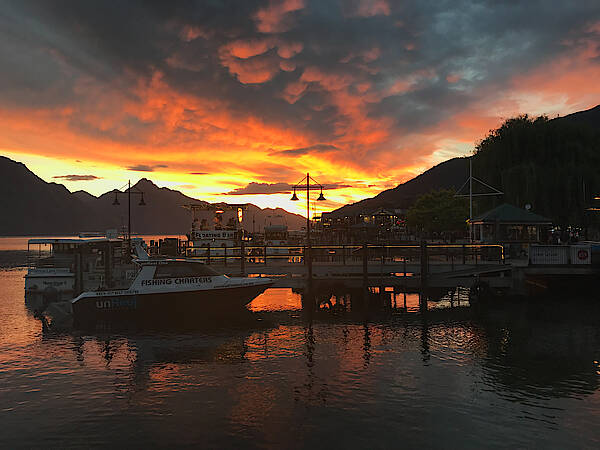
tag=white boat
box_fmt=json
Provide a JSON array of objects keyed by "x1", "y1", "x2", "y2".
[
  {"x1": 25, "y1": 234, "x2": 136, "y2": 304},
  {"x1": 71, "y1": 257, "x2": 273, "y2": 320}
]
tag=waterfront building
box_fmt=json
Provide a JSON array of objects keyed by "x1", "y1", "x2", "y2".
[
  {"x1": 470, "y1": 203, "x2": 552, "y2": 257},
  {"x1": 319, "y1": 208, "x2": 407, "y2": 243}
]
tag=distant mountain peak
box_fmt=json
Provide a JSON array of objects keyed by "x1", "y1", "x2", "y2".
[{"x1": 133, "y1": 178, "x2": 159, "y2": 189}]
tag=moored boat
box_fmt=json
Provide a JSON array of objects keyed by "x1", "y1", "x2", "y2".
[
  {"x1": 71, "y1": 257, "x2": 273, "y2": 321},
  {"x1": 25, "y1": 233, "x2": 136, "y2": 306}
]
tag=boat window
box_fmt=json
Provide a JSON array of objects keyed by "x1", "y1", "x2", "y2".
[{"x1": 154, "y1": 263, "x2": 220, "y2": 278}]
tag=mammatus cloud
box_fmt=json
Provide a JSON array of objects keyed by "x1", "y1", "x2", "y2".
[
  {"x1": 53, "y1": 174, "x2": 101, "y2": 181},
  {"x1": 126, "y1": 164, "x2": 168, "y2": 172}
]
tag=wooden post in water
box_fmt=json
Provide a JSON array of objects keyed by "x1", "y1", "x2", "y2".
[
  {"x1": 419, "y1": 241, "x2": 428, "y2": 312},
  {"x1": 362, "y1": 242, "x2": 369, "y2": 298},
  {"x1": 240, "y1": 239, "x2": 246, "y2": 277},
  {"x1": 75, "y1": 251, "x2": 82, "y2": 296},
  {"x1": 420, "y1": 241, "x2": 428, "y2": 288}
]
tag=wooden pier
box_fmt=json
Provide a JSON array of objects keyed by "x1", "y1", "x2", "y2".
[
  {"x1": 189, "y1": 243, "x2": 509, "y2": 291},
  {"x1": 188, "y1": 242, "x2": 597, "y2": 298}
]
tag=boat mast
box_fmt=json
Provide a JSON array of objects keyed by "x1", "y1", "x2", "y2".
[
  {"x1": 469, "y1": 158, "x2": 472, "y2": 243},
  {"x1": 455, "y1": 157, "x2": 503, "y2": 243}
]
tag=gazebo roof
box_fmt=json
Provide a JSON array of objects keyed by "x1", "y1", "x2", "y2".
[
  {"x1": 471, "y1": 203, "x2": 552, "y2": 224},
  {"x1": 370, "y1": 207, "x2": 396, "y2": 216}
]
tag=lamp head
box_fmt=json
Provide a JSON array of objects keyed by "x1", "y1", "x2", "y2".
[
  {"x1": 317, "y1": 188, "x2": 326, "y2": 201},
  {"x1": 290, "y1": 188, "x2": 299, "y2": 201},
  {"x1": 138, "y1": 195, "x2": 146, "y2": 206}
]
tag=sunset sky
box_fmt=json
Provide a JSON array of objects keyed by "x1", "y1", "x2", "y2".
[{"x1": 1, "y1": 0, "x2": 599, "y2": 216}]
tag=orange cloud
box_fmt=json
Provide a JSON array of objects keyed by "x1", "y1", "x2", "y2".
[
  {"x1": 279, "y1": 59, "x2": 297, "y2": 72},
  {"x1": 277, "y1": 41, "x2": 303, "y2": 59},
  {"x1": 282, "y1": 80, "x2": 308, "y2": 103},
  {"x1": 219, "y1": 52, "x2": 281, "y2": 84},
  {"x1": 222, "y1": 38, "x2": 276, "y2": 59},
  {"x1": 218, "y1": 38, "x2": 304, "y2": 83}
]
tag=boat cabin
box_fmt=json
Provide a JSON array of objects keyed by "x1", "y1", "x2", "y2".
[{"x1": 25, "y1": 236, "x2": 137, "y2": 301}]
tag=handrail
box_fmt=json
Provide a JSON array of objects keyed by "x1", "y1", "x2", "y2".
[{"x1": 181, "y1": 242, "x2": 505, "y2": 267}]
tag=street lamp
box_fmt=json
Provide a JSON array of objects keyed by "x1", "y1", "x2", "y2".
[
  {"x1": 112, "y1": 180, "x2": 147, "y2": 253},
  {"x1": 290, "y1": 172, "x2": 326, "y2": 281}
]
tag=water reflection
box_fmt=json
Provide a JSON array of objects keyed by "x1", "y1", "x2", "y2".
[
  {"x1": 475, "y1": 302, "x2": 600, "y2": 399},
  {"x1": 1, "y1": 268, "x2": 600, "y2": 448}
]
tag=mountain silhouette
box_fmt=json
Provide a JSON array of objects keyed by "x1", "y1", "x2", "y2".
[{"x1": 0, "y1": 158, "x2": 305, "y2": 235}]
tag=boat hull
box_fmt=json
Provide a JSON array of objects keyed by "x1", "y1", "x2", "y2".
[{"x1": 72, "y1": 283, "x2": 272, "y2": 322}]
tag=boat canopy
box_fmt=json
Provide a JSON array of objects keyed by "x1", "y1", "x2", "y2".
[{"x1": 28, "y1": 237, "x2": 123, "y2": 245}]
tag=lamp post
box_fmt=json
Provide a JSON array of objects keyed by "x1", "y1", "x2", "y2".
[
  {"x1": 290, "y1": 173, "x2": 326, "y2": 282},
  {"x1": 112, "y1": 180, "x2": 146, "y2": 254}
]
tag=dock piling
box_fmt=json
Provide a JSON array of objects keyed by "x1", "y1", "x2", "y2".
[{"x1": 240, "y1": 239, "x2": 246, "y2": 277}]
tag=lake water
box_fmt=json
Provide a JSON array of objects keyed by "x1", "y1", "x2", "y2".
[{"x1": 1, "y1": 246, "x2": 599, "y2": 448}]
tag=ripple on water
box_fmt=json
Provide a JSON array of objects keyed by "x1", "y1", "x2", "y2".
[{"x1": 0, "y1": 268, "x2": 599, "y2": 448}]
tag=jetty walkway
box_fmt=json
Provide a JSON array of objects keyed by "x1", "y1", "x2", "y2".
[{"x1": 187, "y1": 242, "x2": 596, "y2": 296}]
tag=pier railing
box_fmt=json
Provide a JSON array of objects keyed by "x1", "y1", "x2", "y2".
[{"x1": 183, "y1": 243, "x2": 505, "y2": 268}]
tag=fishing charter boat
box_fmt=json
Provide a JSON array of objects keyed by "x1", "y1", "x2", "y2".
[{"x1": 71, "y1": 247, "x2": 273, "y2": 320}]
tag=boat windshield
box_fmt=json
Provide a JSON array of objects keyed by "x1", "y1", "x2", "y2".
[{"x1": 153, "y1": 262, "x2": 221, "y2": 278}]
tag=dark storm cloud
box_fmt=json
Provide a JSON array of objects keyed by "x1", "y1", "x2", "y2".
[
  {"x1": 126, "y1": 164, "x2": 168, "y2": 172},
  {"x1": 53, "y1": 174, "x2": 100, "y2": 181},
  {"x1": 1, "y1": 0, "x2": 600, "y2": 167},
  {"x1": 271, "y1": 143, "x2": 339, "y2": 156},
  {"x1": 225, "y1": 182, "x2": 294, "y2": 195}
]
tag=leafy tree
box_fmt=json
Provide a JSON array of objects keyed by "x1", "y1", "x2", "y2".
[
  {"x1": 406, "y1": 189, "x2": 468, "y2": 234},
  {"x1": 472, "y1": 113, "x2": 600, "y2": 227}
]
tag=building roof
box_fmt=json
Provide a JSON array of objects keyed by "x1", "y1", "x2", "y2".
[
  {"x1": 471, "y1": 203, "x2": 552, "y2": 224},
  {"x1": 370, "y1": 207, "x2": 397, "y2": 216},
  {"x1": 28, "y1": 237, "x2": 122, "y2": 245}
]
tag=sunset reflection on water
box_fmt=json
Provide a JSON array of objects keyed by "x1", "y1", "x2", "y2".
[{"x1": 1, "y1": 268, "x2": 599, "y2": 448}]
